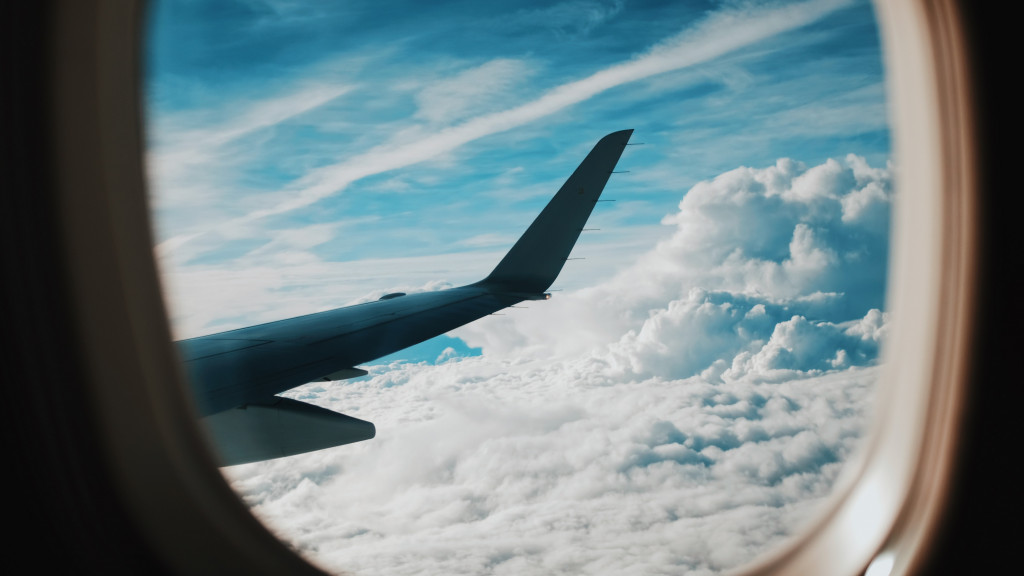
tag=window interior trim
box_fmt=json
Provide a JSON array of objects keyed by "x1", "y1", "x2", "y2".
[
  {"x1": 48, "y1": 4, "x2": 327, "y2": 574},
  {"x1": 735, "y1": 1, "x2": 977, "y2": 574}
]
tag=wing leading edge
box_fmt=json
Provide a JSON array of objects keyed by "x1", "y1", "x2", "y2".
[{"x1": 182, "y1": 130, "x2": 633, "y2": 465}]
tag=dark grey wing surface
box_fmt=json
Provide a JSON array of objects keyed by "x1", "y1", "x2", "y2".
[
  {"x1": 180, "y1": 130, "x2": 632, "y2": 465},
  {"x1": 181, "y1": 285, "x2": 518, "y2": 417},
  {"x1": 200, "y1": 396, "x2": 378, "y2": 466},
  {"x1": 481, "y1": 129, "x2": 633, "y2": 293}
]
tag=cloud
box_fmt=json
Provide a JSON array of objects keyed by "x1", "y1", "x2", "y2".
[
  {"x1": 148, "y1": 81, "x2": 352, "y2": 210},
  {"x1": 220, "y1": 152, "x2": 890, "y2": 574},
  {"x1": 157, "y1": 0, "x2": 852, "y2": 259},
  {"x1": 228, "y1": 361, "x2": 877, "y2": 575},
  {"x1": 414, "y1": 59, "x2": 537, "y2": 125},
  {"x1": 455, "y1": 154, "x2": 891, "y2": 362},
  {"x1": 510, "y1": 0, "x2": 625, "y2": 39}
]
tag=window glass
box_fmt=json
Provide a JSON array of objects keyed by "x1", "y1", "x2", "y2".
[{"x1": 146, "y1": 1, "x2": 891, "y2": 573}]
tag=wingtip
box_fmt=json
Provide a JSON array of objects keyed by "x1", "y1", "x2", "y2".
[
  {"x1": 600, "y1": 129, "x2": 634, "y2": 145},
  {"x1": 481, "y1": 130, "x2": 633, "y2": 293}
]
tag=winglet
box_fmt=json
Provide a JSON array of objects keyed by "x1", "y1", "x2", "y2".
[{"x1": 479, "y1": 129, "x2": 633, "y2": 293}]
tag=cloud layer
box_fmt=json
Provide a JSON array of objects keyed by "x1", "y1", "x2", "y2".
[
  {"x1": 455, "y1": 154, "x2": 891, "y2": 365},
  {"x1": 221, "y1": 154, "x2": 891, "y2": 575}
]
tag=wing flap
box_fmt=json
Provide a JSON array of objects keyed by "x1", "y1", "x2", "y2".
[{"x1": 200, "y1": 396, "x2": 375, "y2": 466}]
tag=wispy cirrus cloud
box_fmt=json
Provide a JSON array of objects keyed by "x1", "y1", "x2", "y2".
[
  {"x1": 509, "y1": 0, "x2": 626, "y2": 39},
  {"x1": 148, "y1": 81, "x2": 352, "y2": 209},
  {"x1": 413, "y1": 58, "x2": 538, "y2": 125},
  {"x1": 157, "y1": 0, "x2": 852, "y2": 257}
]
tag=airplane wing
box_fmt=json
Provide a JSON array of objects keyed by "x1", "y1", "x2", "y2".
[{"x1": 180, "y1": 129, "x2": 633, "y2": 465}]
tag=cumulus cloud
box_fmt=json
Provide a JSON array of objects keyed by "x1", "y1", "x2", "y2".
[
  {"x1": 220, "y1": 154, "x2": 891, "y2": 574},
  {"x1": 455, "y1": 154, "x2": 891, "y2": 361},
  {"x1": 148, "y1": 81, "x2": 352, "y2": 211},
  {"x1": 228, "y1": 361, "x2": 876, "y2": 575}
]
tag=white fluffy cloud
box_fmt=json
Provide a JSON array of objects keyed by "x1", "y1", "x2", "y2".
[
  {"x1": 221, "y1": 154, "x2": 891, "y2": 575},
  {"x1": 455, "y1": 154, "x2": 891, "y2": 362}
]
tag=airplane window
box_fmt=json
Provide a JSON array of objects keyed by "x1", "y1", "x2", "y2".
[{"x1": 145, "y1": 0, "x2": 892, "y2": 573}]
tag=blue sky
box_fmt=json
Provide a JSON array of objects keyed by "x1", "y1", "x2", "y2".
[
  {"x1": 147, "y1": 0, "x2": 887, "y2": 340},
  {"x1": 146, "y1": 1, "x2": 892, "y2": 573}
]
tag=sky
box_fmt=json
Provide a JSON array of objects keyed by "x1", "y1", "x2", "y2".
[{"x1": 146, "y1": 0, "x2": 892, "y2": 574}]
